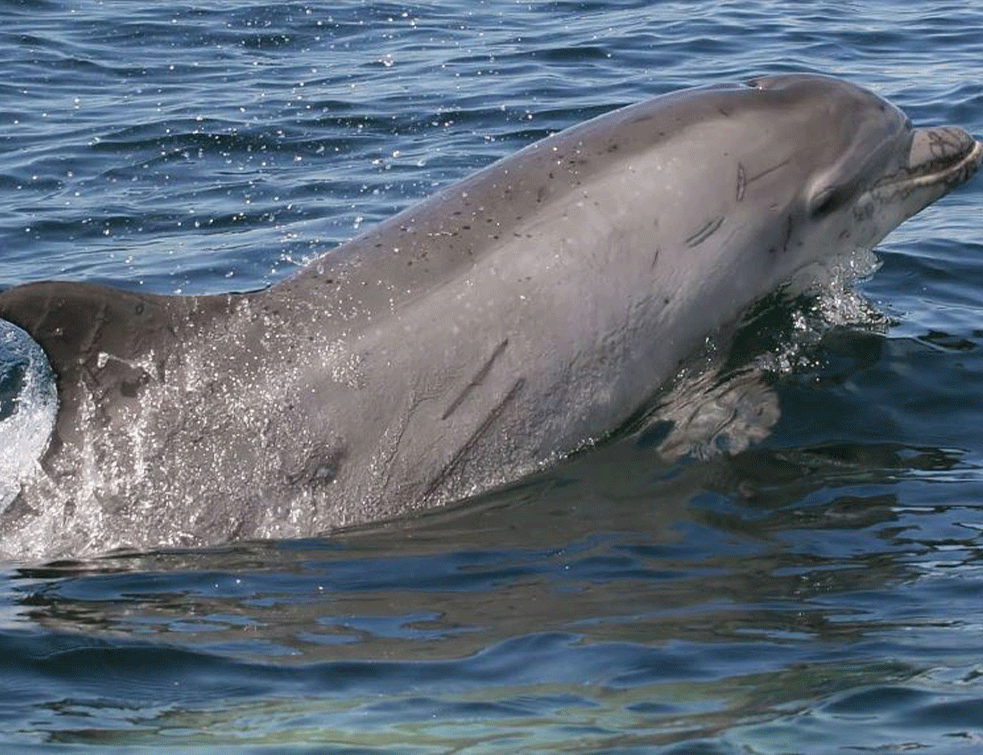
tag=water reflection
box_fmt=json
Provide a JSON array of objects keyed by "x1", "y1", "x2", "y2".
[{"x1": 3, "y1": 428, "x2": 980, "y2": 749}]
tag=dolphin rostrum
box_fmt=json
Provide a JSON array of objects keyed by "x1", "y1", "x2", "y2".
[{"x1": 0, "y1": 74, "x2": 980, "y2": 559}]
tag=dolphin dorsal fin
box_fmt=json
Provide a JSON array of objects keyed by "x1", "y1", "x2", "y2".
[
  {"x1": 0, "y1": 281, "x2": 238, "y2": 457},
  {"x1": 2, "y1": 281, "x2": 176, "y2": 372}
]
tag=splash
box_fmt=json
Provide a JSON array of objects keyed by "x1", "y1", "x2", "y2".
[
  {"x1": 0, "y1": 319, "x2": 57, "y2": 508},
  {"x1": 755, "y1": 247, "x2": 888, "y2": 375}
]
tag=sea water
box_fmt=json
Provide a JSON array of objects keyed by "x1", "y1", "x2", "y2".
[{"x1": 2, "y1": 1, "x2": 983, "y2": 752}]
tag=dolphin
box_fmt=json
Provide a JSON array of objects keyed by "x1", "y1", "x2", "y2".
[{"x1": 0, "y1": 73, "x2": 979, "y2": 559}]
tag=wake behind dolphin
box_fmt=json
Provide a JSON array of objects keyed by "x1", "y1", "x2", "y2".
[{"x1": 0, "y1": 74, "x2": 980, "y2": 560}]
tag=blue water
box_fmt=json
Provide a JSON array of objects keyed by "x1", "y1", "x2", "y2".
[{"x1": 3, "y1": 1, "x2": 983, "y2": 752}]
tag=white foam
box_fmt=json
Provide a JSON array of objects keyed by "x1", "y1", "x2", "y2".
[{"x1": 0, "y1": 320, "x2": 57, "y2": 508}]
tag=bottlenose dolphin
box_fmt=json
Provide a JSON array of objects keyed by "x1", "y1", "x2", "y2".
[{"x1": 0, "y1": 74, "x2": 980, "y2": 559}]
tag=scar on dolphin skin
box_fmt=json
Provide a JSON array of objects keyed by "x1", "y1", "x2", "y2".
[
  {"x1": 442, "y1": 338, "x2": 510, "y2": 421},
  {"x1": 928, "y1": 127, "x2": 967, "y2": 158},
  {"x1": 736, "y1": 158, "x2": 792, "y2": 201},
  {"x1": 685, "y1": 217, "x2": 724, "y2": 248},
  {"x1": 426, "y1": 377, "x2": 525, "y2": 499},
  {"x1": 767, "y1": 216, "x2": 796, "y2": 256}
]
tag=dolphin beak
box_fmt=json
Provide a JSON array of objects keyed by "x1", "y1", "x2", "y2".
[
  {"x1": 870, "y1": 125, "x2": 982, "y2": 210},
  {"x1": 906, "y1": 126, "x2": 983, "y2": 190}
]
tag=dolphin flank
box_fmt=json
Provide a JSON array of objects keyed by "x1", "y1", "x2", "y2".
[{"x1": 0, "y1": 74, "x2": 980, "y2": 559}]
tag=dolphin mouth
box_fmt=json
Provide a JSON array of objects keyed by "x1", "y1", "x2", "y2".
[{"x1": 875, "y1": 126, "x2": 983, "y2": 196}]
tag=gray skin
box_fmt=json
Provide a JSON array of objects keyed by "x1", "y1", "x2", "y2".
[{"x1": 0, "y1": 74, "x2": 980, "y2": 560}]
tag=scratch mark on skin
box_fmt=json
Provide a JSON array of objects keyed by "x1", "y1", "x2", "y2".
[
  {"x1": 651, "y1": 246, "x2": 661, "y2": 270},
  {"x1": 426, "y1": 377, "x2": 525, "y2": 499},
  {"x1": 686, "y1": 217, "x2": 724, "y2": 248},
  {"x1": 783, "y1": 215, "x2": 794, "y2": 252},
  {"x1": 738, "y1": 158, "x2": 793, "y2": 203},
  {"x1": 442, "y1": 339, "x2": 510, "y2": 420},
  {"x1": 928, "y1": 127, "x2": 963, "y2": 158},
  {"x1": 380, "y1": 406, "x2": 414, "y2": 495},
  {"x1": 748, "y1": 158, "x2": 792, "y2": 185}
]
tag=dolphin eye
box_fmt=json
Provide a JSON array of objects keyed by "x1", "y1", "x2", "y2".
[{"x1": 808, "y1": 186, "x2": 845, "y2": 218}]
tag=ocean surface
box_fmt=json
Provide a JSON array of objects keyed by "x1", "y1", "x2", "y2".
[{"x1": 3, "y1": 1, "x2": 983, "y2": 752}]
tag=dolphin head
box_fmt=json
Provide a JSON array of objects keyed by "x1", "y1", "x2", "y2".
[{"x1": 734, "y1": 74, "x2": 981, "y2": 284}]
